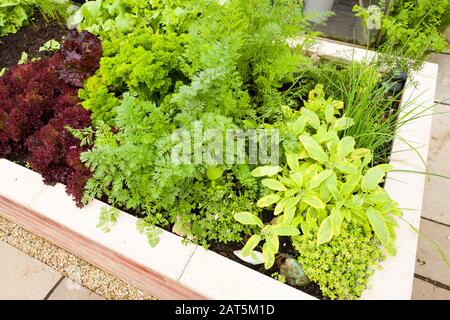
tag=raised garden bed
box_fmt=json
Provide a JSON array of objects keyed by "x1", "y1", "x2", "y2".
[{"x1": 0, "y1": 37, "x2": 438, "y2": 300}]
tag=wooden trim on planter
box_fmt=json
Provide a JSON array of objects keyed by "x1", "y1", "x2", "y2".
[{"x1": 0, "y1": 194, "x2": 206, "y2": 300}]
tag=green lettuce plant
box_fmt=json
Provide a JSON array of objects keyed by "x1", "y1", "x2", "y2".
[
  {"x1": 0, "y1": 0, "x2": 71, "y2": 37},
  {"x1": 234, "y1": 85, "x2": 401, "y2": 269},
  {"x1": 70, "y1": 0, "x2": 208, "y2": 38},
  {"x1": 0, "y1": 1, "x2": 30, "y2": 36}
]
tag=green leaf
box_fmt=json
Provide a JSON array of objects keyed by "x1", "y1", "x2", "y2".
[
  {"x1": 352, "y1": 148, "x2": 371, "y2": 159},
  {"x1": 317, "y1": 216, "x2": 333, "y2": 245},
  {"x1": 325, "y1": 173, "x2": 340, "y2": 200},
  {"x1": 341, "y1": 173, "x2": 361, "y2": 195},
  {"x1": 252, "y1": 166, "x2": 283, "y2": 177},
  {"x1": 270, "y1": 225, "x2": 300, "y2": 236},
  {"x1": 286, "y1": 152, "x2": 300, "y2": 172},
  {"x1": 243, "y1": 119, "x2": 258, "y2": 128},
  {"x1": 342, "y1": 208, "x2": 352, "y2": 222},
  {"x1": 262, "y1": 179, "x2": 287, "y2": 192},
  {"x1": 274, "y1": 198, "x2": 287, "y2": 215},
  {"x1": 314, "y1": 126, "x2": 329, "y2": 144},
  {"x1": 302, "y1": 193, "x2": 326, "y2": 209},
  {"x1": 234, "y1": 212, "x2": 264, "y2": 228},
  {"x1": 362, "y1": 167, "x2": 386, "y2": 192},
  {"x1": 375, "y1": 164, "x2": 393, "y2": 172},
  {"x1": 282, "y1": 206, "x2": 297, "y2": 225},
  {"x1": 362, "y1": 152, "x2": 373, "y2": 167},
  {"x1": 284, "y1": 189, "x2": 297, "y2": 198},
  {"x1": 301, "y1": 108, "x2": 320, "y2": 129},
  {"x1": 279, "y1": 176, "x2": 297, "y2": 189},
  {"x1": 207, "y1": 166, "x2": 224, "y2": 181},
  {"x1": 366, "y1": 189, "x2": 391, "y2": 203},
  {"x1": 97, "y1": 207, "x2": 119, "y2": 233},
  {"x1": 262, "y1": 243, "x2": 275, "y2": 269},
  {"x1": 290, "y1": 172, "x2": 303, "y2": 187},
  {"x1": 266, "y1": 234, "x2": 279, "y2": 253},
  {"x1": 299, "y1": 135, "x2": 328, "y2": 163},
  {"x1": 257, "y1": 194, "x2": 281, "y2": 208},
  {"x1": 301, "y1": 221, "x2": 312, "y2": 236},
  {"x1": 333, "y1": 117, "x2": 355, "y2": 131},
  {"x1": 18, "y1": 51, "x2": 28, "y2": 64},
  {"x1": 366, "y1": 207, "x2": 390, "y2": 246},
  {"x1": 81, "y1": 0, "x2": 101, "y2": 18},
  {"x1": 285, "y1": 195, "x2": 302, "y2": 209},
  {"x1": 115, "y1": 13, "x2": 133, "y2": 33},
  {"x1": 335, "y1": 161, "x2": 358, "y2": 175},
  {"x1": 324, "y1": 103, "x2": 334, "y2": 123},
  {"x1": 67, "y1": 8, "x2": 84, "y2": 26},
  {"x1": 330, "y1": 208, "x2": 342, "y2": 236},
  {"x1": 292, "y1": 116, "x2": 307, "y2": 134},
  {"x1": 309, "y1": 170, "x2": 333, "y2": 189},
  {"x1": 38, "y1": 39, "x2": 60, "y2": 53},
  {"x1": 337, "y1": 137, "x2": 356, "y2": 159},
  {"x1": 242, "y1": 235, "x2": 262, "y2": 257}
]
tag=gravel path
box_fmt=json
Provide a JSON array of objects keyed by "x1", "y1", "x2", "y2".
[{"x1": 0, "y1": 215, "x2": 155, "y2": 300}]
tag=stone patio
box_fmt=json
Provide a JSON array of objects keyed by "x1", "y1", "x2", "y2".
[
  {"x1": 0, "y1": 240, "x2": 103, "y2": 300},
  {"x1": 412, "y1": 52, "x2": 450, "y2": 300},
  {"x1": 0, "y1": 52, "x2": 449, "y2": 301}
]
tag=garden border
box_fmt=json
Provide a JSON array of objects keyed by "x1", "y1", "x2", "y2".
[{"x1": 0, "y1": 39, "x2": 438, "y2": 300}]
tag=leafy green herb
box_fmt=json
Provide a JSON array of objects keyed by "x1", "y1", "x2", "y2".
[
  {"x1": 294, "y1": 223, "x2": 385, "y2": 300},
  {"x1": 381, "y1": 0, "x2": 450, "y2": 57},
  {"x1": 137, "y1": 219, "x2": 163, "y2": 247},
  {"x1": 235, "y1": 86, "x2": 400, "y2": 269},
  {"x1": 271, "y1": 272, "x2": 286, "y2": 284},
  {"x1": 38, "y1": 39, "x2": 61, "y2": 52},
  {"x1": 65, "y1": 126, "x2": 95, "y2": 147},
  {"x1": 97, "y1": 206, "x2": 120, "y2": 233}
]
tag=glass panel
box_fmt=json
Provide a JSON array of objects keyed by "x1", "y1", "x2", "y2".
[{"x1": 304, "y1": 0, "x2": 389, "y2": 46}]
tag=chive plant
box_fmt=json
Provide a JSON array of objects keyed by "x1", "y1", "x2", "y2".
[{"x1": 300, "y1": 58, "x2": 433, "y2": 166}]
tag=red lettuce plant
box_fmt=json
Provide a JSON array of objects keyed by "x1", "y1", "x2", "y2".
[
  {"x1": 55, "y1": 30, "x2": 103, "y2": 87},
  {"x1": 26, "y1": 107, "x2": 93, "y2": 205},
  {"x1": 0, "y1": 30, "x2": 102, "y2": 205}
]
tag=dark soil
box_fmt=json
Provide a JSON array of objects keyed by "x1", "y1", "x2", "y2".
[{"x1": 0, "y1": 13, "x2": 68, "y2": 69}]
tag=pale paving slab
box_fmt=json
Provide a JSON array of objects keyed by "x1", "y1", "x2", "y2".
[
  {"x1": 421, "y1": 103, "x2": 450, "y2": 225},
  {"x1": 0, "y1": 240, "x2": 61, "y2": 300},
  {"x1": 48, "y1": 278, "x2": 104, "y2": 300},
  {"x1": 0, "y1": 215, "x2": 154, "y2": 300},
  {"x1": 412, "y1": 278, "x2": 450, "y2": 300},
  {"x1": 428, "y1": 53, "x2": 450, "y2": 104},
  {"x1": 415, "y1": 219, "x2": 450, "y2": 286}
]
